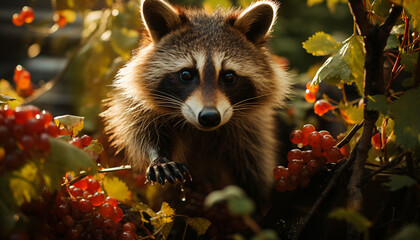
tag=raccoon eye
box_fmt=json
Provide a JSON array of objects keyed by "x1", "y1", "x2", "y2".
[
  {"x1": 221, "y1": 71, "x2": 236, "y2": 85},
  {"x1": 179, "y1": 70, "x2": 196, "y2": 82}
]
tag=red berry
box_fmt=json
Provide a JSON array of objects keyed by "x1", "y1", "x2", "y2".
[
  {"x1": 59, "y1": 127, "x2": 72, "y2": 137},
  {"x1": 45, "y1": 122, "x2": 59, "y2": 137},
  {"x1": 312, "y1": 147, "x2": 323, "y2": 157},
  {"x1": 122, "y1": 222, "x2": 137, "y2": 233},
  {"x1": 12, "y1": 13, "x2": 24, "y2": 26},
  {"x1": 325, "y1": 146, "x2": 343, "y2": 163},
  {"x1": 73, "y1": 177, "x2": 88, "y2": 191},
  {"x1": 0, "y1": 126, "x2": 10, "y2": 143},
  {"x1": 89, "y1": 192, "x2": 105, "y2": 207},
  {"x1": 70, "y1": 138, "x2": 83, "y2": 148},
  {"x1": 105, "y1": 196, "x2": 117, "y2": 207},
  {"x1": 20, "y1": 134, "x2": 35, "y2": 151},
  {"x1": 273, "y1": 166, "x2": 289, "y2": 179},
  {"x1": 56, "y1": 203, "x2": 70, "y2": 218},
  {"x1": 302, "y1": 150, "x2": 314, "y2": 163},
  {"x1": 21, "y1": 6, "x2": 34, "y2": 24},
  {"x1": 287, "y1": 149, "x2": 303, "y2": 162},
  {"x1": 318, "y1": 130, "x2": 330, "y2": 137},
  {"x1": 275, "y1": 178, "x2": 289, "y2": 192},
  {"x1": 100, "y1": 203, "x2": 114, "y2": 218},
  {"x1": 314, "y1": 100, "x2": 334, "y2": 116},
  {"x1": 111, "y1": 207, "x2": 124, "y2": 222},
  {"x1": 93, "y1": 213, "x2": 104, "y2": 228},
  {"x1": 102, "y1": 219, "x2": 116, "y2": 234},
  {"x1": 306, "y1": 81, "x2": 319, "y2": 93},
  {"x1": 304, "y1": 89, "x2": 316, "y2": 103},
  {"x1": 80, "y1": 135, "x2": 92, "y2": 146},
  {"x1": 78, "y1": 198, "x2": 93, "y2": 213},
  {"x1": 307, "y1": 160, "x2": 320, "y2": 175},
  {"x1": 120, "y1": 231, "x2": 136, "y2": 240},
  {"x1": 40, "y1": 110, "x2": 53, "y2": 126},
  {"x1": 308, "y1": 131, "x2": 322, "y2": 148},
  {"x1": 286, "y1": 174, "x2": 298, "y2": 191},
  {"x1": 12, "y1": 124, "x2": 25, "y2": 140},
  {"x1": 321, "y1": 134, "x2": 335, "y2": 150},
  {"x1": 87, "y1": 178, "x2": 101, "y2": 193},
  {"x1": 25, "y1": 118, "x2": 43, "y2": 135},
  {"x1": 38, "y1": 133, "x2": 50, "y2": 152},
  {"x1": 69, "y1": 187, "x2": 83, "y2": 197},
  {"x1": 302, "y1": 124, "x2": 316, "y2": 137},
  {"x1": 299, "y1": 176, "x2": 310, "y2": 188},
  {"x1": 288, "y1": 160, "x2": 304, "y2": 175},
  {"x1": 54, "y1": 12, "x2": 67, "y2": 28},
  {"x1": 62, "y1": 215, "x2": 75, "y2": 228},
  {"x1": 289, "y1": 130, "x2": 304, "y2": 144},
  {"x1": 371, "y1": 133, "x2": 381, "y2": 150}
]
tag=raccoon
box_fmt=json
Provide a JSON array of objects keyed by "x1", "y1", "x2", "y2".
[{"x1": 102, "y1": 0, "x2": 291, "y2": 205}]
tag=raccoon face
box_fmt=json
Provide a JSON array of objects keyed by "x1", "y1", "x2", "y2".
[{"x1": 138, "y1": 0, "x2": 279, "y2": 131}]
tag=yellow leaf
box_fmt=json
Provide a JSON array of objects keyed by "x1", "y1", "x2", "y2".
[
  {"x1": 9, "y1": 162, "x2": 39, "y2": 206},
  {"x1": 186, "y1": 217, "x2": 211, "y2": 236},
  {"x1": 132, "y1": 201, "x2": 157, "y2": 223},
  {"x1": 302, "y1": 32, "x2": 340, "y2": 56},
  {"x1": 103, "y1": 176, "x2": 131, "y2": 202},
  {"x1": 54, "y1": 115, "x2": 84, "y2": 136},
  {"x1": 307, "y1": 0, "x2": 324, "y2": 7},
  {"x1": 0, "y1": 80, "x2": 23, "y2": 109},
  {"x1": 150, "y1": 202, "x2": 175, "y2": 231}
]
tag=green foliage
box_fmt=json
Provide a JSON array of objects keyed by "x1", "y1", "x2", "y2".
[
  {"x1": 302, "y1": 32, "x2": 341, "y2": 56},
  {"x1": 388, "y1": 0, "x2": 420, "y2": 33},
  {"x1": 384, "y1": 175, "x2": 417, "y2": 191},
  {"x1": 186, "y1": 217, "x2": 212, "y2": 236},
  {"x1": 389, "y1": 225, "x2": 420, "y2": 240},
  {"x1": 329, "y1": 208, "x2": 372, "y2": 234},
  {"x1": 204, "y1": 185, "x2": 255, "y2": 216}
]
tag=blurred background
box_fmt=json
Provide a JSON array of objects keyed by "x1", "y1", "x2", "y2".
[{"x1": 0, "y1": 0, "x2": 354, "y2": 134}]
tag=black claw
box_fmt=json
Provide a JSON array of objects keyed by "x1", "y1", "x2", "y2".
[
  {"x1": 146, "y1": 167, "x2": 156, "y2": 182},
  {"x1": 161, "y1": 165, "x2": 174, "y2": 184},
  {"x1": 154, "y1": 166, "x2": 164, "y2": 185},
  {"x1": 168, "y1": 162, "x2": 184, "y2": 181},
  {"x1": 176, "y1": 162, "x2": 190, "y2": 175}
]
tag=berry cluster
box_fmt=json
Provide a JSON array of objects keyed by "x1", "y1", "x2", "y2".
[
  {"x1": 0, "y1": 105, "x2": 58, "y2": 174},
  {"x1": 12, "y1": 6, "x2": 34, "y2": 26},
  {"x1": 274, "y1": 124, "x2": 344, "y2": 192},
  {"x1": 304, "y1": 81, "x2": 319, "y2": 103},
  {"x1": 13, "y1": 65, "x2": 34, "y2": 97},
  {"x1": 47, "y1": 175, "x2": 137, "y2": 239}
]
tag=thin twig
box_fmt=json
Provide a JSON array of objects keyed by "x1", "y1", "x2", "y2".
[
  {"x1": 336, "y1": 120, "x2": 364, "y2": 149},
  {"x1": 361, "y1": 152, "x2": 405, "y2": 183},
  {"x1": 292, "y1": 142, "x2": 360, "y2": 240}
]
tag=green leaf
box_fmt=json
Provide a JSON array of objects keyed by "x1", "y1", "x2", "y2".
[
  {"x1": 84, "y1": 139, "x2": 104, "y2": 154},
  {"x1": 0, "y1": 198, "x2": 16, "y2": 236},
  {"x1": 251, "y1": 229, "x2": 280, "y2": 240},
  {"x1": 384, "y1": 175, "x2": 417, "y2": 191},
  {"x1": 227, "y1": 197, "x2": 255, "y2": 216},
  {"x1": 373, "y1": 0, "x2": 392, "y2": 19},
  {"x1": 390, "y1": 88, "x2": 420, "y2": 151},
  {"x1": 238, "y1": 0, "x2": 254, "y2": 8},
  {"x1": 326, "y1": 0, "x2": 347, "y2": 13},
  {"x1": 367, "y1": 95, "x2": 389, "y2": 115},
  {"x1": 103, "y1": 176, "x2": 131, "y2": 202},
  {"x1": 312, "y1": 35, "x2": 364, "y2": 89},
  {"x1": 204, "y1": 185, "x2": 247, "y2": 208},
  {"x1": 401, "y1": 52, "x2": 419, "y2": 73},
  {"x1": 303, "y1": 32, "x2": 340, "y2": 56},
  {"x1": 386, "y1": 34, "x2": 400, "y2": 50},
  {"x1": 45, "y1": 137, "x2": 96, "y2": 190},
  {"x1": 186, "y1": 217, "x2": 211, "y2": 236},
  {"x1": 389, "y1": 224, "x2": 420, "y2": 240},
  {"x1": 329, "y1": 208, "x2": 372, "y2": 233}
]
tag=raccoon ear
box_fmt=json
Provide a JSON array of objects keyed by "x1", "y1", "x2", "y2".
[
  {"x1": 233, "y1": 1, "x2": 278, "y2": 45},
  {"x1": 141, "y1": 0, "x2": 182, "y2": 42}
]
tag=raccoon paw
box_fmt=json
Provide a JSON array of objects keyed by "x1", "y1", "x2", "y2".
[{"x1": 146, "y1": 157, "x2": 190, "y2": 185}]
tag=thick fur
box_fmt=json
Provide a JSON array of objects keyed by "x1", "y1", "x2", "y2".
[{"x1": 102, "y1": 0, "x2": 291, "y2": 204}]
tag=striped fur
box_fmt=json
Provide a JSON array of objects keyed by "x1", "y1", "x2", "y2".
[{"x1": 102, "y1": 0, "x2": 291, "y2": 204}]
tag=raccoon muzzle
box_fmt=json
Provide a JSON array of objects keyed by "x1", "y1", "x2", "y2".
[{"x1": 198, "y1": 106, "x2": 221, "y2": 128}]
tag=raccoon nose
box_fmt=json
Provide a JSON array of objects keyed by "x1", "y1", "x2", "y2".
[{"x1": 198, "y1": 107, "x2": 221, "y2": 127}]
